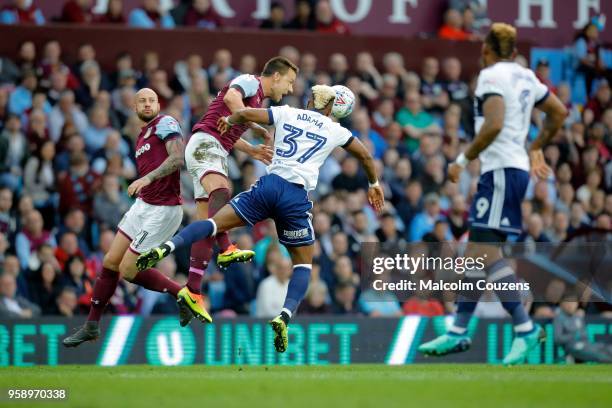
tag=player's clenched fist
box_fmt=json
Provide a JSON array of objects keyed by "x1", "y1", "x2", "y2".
[
  {"x1": 217, "y1": 116, "x2": 232, "y2": 134},
  {"x1": 127, "y1": 176, "x2": 152, "y2": 197}
]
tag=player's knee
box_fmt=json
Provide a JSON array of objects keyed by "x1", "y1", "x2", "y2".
[
  {"x1": 119, "y1": 258, "x2": 138, "y2": 281},
  {"x1": 102, "y1": 253, "x2": 121, "y2": 271}
]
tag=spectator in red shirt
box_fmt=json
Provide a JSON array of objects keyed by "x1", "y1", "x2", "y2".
[
  {"x1": 54, "y1": 231, "x2": 86, "y2": 271},
  {"x1": 95, "y1": 0, "x2": 125, "y2": 24},
  {"x1": 0, "y1": 0, "x2": 45, "y2": 25},
  {"x1": 61, "y1": 0, "x2": 94, "y2": 23},
  {"x1": 184, "y1": 0, "x2": 223, "y2": 29},
  {"x1": 403, "y1": 292, "x2": 445, "y2": 317},
  {"x1": 584, "y1": 79, "x2": 611, "y2": 123},
  {"x1": 438, "y1": 9, "x2": 472, "y2": 41},
  {"x1": 38, "y1": 41, "x2": 80, "y2": 90},
  {"x1": 535, "y1": 59, "x2": 557, "y2": 94},
  {"x1": 315, "y1": 0, "x2": 349, "y2": 35},
  {"x1": 57, "y1": 151, "x2": 100, "y2": 217}
]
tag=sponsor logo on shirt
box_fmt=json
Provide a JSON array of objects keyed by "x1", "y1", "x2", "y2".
[{"x1": 135, "y1": 143, "x2": 151, "y2": 158}]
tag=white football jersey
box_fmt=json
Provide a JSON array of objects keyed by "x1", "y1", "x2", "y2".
[
  {"x1": 267, "y1": 105, "x2": 354, "y2": 190},
  {"x1": 474, "y1": 61, "x2": 549, "y2": 174}
]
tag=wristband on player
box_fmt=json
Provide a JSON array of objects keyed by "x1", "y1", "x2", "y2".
[
  {"x1": 225, "y1": 116, "x2": 234, "y2": 127},
  {"x1": 455, "y1": 153, "x2": 469, "y2": 168},
  {"x1": 369, "y1": 180, "x2": 380, "y2": 188}
]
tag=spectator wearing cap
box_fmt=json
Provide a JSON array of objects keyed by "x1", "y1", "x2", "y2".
[
  {"x1": 409, "y1": 193, "x2": 443, "y2": 241},
  {"x1": 315, "y1": 0, "x2": 349, "y2": 34},
  {"x1": 0, "y1": 0, "x2": 45, "y2": 25},
  {"x1": 184, "y1": 0, "x2": 223, "y2": 29},
  {"x1": 129, "y1": 0, "x2": 175, "y2": 29}
]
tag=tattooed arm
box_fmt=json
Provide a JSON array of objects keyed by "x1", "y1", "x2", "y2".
[{"x1": 127, "y1": 136, "x2": 185, "y2": 197}]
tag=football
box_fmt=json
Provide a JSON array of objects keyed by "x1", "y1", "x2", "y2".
[{"x1": 331, "y1": 85, "x2": 355, "y2": 119}]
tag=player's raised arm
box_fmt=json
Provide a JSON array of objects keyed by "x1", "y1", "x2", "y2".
[
  {"x1": 529, "y1": 92, "x2": 567, "y2": 179},
  {"x1": 219, "y1": 108, "x2": 272, "y2": 130},
  {"x1": 343, "y1": 137, "x2": 384, "y2": 213},
  {"x1": 218, "y1": 108, "x2": 274, "y2": 164}
]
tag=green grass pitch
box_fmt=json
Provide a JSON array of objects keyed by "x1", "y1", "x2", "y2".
[{"x1": 0, "y1": 365, "x2": 611, "y2": 408}]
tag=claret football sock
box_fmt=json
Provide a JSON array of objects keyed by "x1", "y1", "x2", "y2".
[
  {"x1": 208, "y1": 188, "x2": 232, "y2": 252},
  {"x1": 87, "y1": 267, "x2": 120, "y2": 322},
  {"x1": 129, "y1": 268, "x2": 181, "y2": 298}
]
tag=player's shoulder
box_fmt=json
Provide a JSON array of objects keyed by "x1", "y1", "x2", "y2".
[
  {"x1": 155, "y1": 115, "x2": 182, "y2": 137},
  {"x1": 231, "y1": 73, "x2": 260, "y2": 85}
]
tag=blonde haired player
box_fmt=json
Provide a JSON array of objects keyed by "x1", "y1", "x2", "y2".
[
  {"x1": 418, "y1": 23, "x2": 567, "y2": 364},
  {"x1": 137, "y1": 85, "x2": 385, "y2": 352}
]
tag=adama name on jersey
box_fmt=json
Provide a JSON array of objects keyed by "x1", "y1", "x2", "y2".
[{"x1": 296, "y1": 113, "x2": 324, "y2": 130}]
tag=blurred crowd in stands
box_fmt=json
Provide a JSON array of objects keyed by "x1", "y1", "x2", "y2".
[{"x1": 0, "y1": 0, "x2": 610, "y2": 321}]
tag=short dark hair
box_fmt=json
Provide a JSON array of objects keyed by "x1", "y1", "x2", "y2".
[{"x1": 262, "y1": 56, "x2": 299, "y2": 77}]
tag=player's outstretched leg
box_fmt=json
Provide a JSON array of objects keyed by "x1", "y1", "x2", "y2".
[
  {"x1": 207, "y1": 188, "x2": 255, "y2": 268},
  {"x1": 217, "y1": 244, "x2": 255, "y2": 268},
  {"x1": 137, "y1": 219, "x2": 218, "y2": 271},
  {"x1": 270, "y1": 249, "x2": 313, "y2": 353}
]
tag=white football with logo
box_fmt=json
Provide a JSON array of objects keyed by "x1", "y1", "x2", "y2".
[{"x1": 331, "y1": 85, "x2": 355, "y2": 119}]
